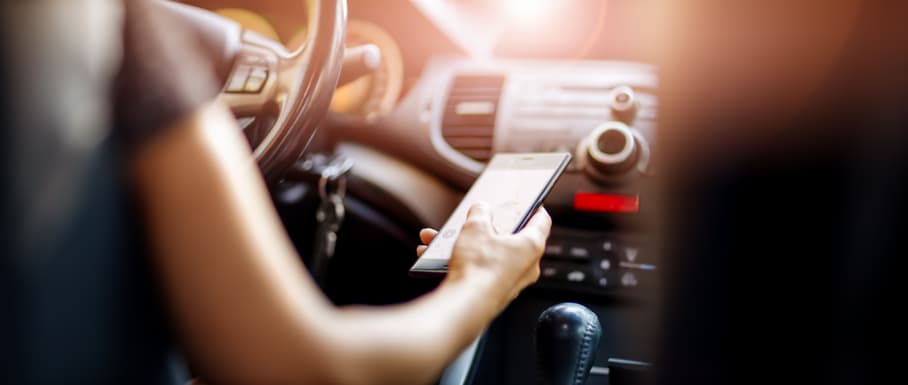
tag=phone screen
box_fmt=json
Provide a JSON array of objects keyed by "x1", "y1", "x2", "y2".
[{"x1": 410, "y1": 153, "x2": 570, "y2": 274}]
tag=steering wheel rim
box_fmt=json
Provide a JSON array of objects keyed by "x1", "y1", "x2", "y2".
[{"x1": 219, "y1": 0, "x2": 347, "y2": 181}]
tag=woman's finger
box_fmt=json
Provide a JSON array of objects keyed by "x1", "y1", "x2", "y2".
[
  {"x1": 462, "y1": 202, "x2": 494, "y2": 234},
  {"x1": 516, "y1": 207, "x2": 552, "y2": 245},
  {"x1": 526, "y1": 207, "x2": 552, "y2": 232},
  {"x1": 416, "y1": 245, "x2": 428, "y2": 256},
  {"x1": 419, "y1": 228, "x2": 438, "y2": 244}
]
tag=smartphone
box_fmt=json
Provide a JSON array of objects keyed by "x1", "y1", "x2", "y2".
[{"x1": 409, "y1": 152, "x2": 571, "y2": 277}]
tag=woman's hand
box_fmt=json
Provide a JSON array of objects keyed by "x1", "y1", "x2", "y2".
[
  {"x1": 417, "y1": 203, "x2": 552, "y2": 312},
  {"x1": 415, "y1": 228, "x2": 438, "y2": 257}
]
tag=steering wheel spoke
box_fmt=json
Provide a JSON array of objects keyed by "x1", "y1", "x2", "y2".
[
  {"x1": 165, "y1": 0, "x2": 346, "y2": 181},
  {"x1": 219, "y1": 38, "x2": 281, "y2": 118}
]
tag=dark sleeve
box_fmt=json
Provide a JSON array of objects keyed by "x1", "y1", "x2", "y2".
[{"x1": 113, "y1": 0, "x2": 221, "y2": 152}]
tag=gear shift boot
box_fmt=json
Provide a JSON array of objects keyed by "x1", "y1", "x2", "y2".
[{"x1": 536, "y1": 303, "x2": 602, "y2": 385}]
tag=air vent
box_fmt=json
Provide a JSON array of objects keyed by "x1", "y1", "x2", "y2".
[{"x1": 441, "y1": 74, "x2": 505, "y2": 162}]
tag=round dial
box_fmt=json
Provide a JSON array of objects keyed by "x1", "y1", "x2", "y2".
[
  {"x1": 576, "y1": 121, "x2": 652, "y2": 183},
  {"x1": 586, "y1": 121, "x2": 639, "y2": 175}
]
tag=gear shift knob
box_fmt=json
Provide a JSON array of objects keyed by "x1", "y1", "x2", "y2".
[{"x1": 536, "y1": 303, "x2": 602, "y2": 385}]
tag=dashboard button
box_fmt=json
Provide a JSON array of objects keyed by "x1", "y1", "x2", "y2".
[
  {"x1": 599, "y1": 259, "x2": 612, "y2": 271},
  {"x1": 568, "y1": 246, "x2": 590, "y2": 259},
  {"x1": 544, "y1": 244, "x2": 565, "y2": 257},
  {"x1": 623, "y1": 246, "x2": 640, "y2": 262},
  {"x1": 620, "y1": 271, "x2": 639, "y2": 287},
  {"x1": 566, "y1": 270, "x2": 586, "y2": 283},
  {"x1": 618, "y1": 261, "x2": 657, "y2": 271}
]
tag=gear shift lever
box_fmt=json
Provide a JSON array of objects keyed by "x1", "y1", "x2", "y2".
[{"x1": 536, "y1": 303, "x2": 602, "y2": 385}]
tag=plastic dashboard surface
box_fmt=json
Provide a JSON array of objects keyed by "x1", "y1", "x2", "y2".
[{"x1": 334, "y1": 56, "x2": 658, "y2": 188}]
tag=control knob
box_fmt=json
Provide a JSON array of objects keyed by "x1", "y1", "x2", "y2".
[
  {"x1": 585, "y1": 121, "x2": 638, "y2": 175},
  {"x1": 609, "y1": 85, "x2": 639, "y2": 123}
]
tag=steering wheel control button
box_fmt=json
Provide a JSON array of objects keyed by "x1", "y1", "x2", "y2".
[
  {"x1": 599, "y1": 259, "x2": 611, "y2": 271},
  {"x1": 226, "y1": 65, "x2": 252, "y2": 93},
  {"x1": 244, "y1": 77, "x2": 265, "y2": 92},
  {"x1": 243, "y1": 67, "x2": 270, "y2": 93},
  {"x1": 250, "y1": 67, "x2": 268, "y2": 78}
]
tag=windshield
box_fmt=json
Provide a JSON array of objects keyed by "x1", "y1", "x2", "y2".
[{"x1": 411, "y1": 0, "x2": 659, "y2": 62}]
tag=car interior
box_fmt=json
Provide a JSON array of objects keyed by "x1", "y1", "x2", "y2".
[
  {"x1": 2, "y1": 0, "x2": 905, "y2": 384},
  {"x1": 158, "y1": 1, "x2": 661, "y2": 382},
  {"x1": 196, "y1": 1, "x2": 659, "y2": 383}
]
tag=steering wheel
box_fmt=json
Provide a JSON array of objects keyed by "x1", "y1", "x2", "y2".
[{"x1": 159, "y1": 0, "x2": 347, "y2": 181}]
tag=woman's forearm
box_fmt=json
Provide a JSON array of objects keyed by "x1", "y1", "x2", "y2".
[
  {"x1": 324, "y1": 275, "x2": 503, "y2": 385},
  {"x1": 134, "y1": 103, "x2": 525, "y2": 385}
]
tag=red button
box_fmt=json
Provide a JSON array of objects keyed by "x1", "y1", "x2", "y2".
[{"x1": 573, "y1": 192, "x2": 640, "y2": 214}]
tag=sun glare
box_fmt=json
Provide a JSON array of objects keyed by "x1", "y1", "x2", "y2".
[{"x1": 504, "y1": 0, "x2": 552, "y2": 22}]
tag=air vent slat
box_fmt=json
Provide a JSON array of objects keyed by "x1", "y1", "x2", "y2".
[
  {"x1": 449, "y1": 75, "x2": 505, "y2": 87},
  {"x1": 447, "y1": 90, "x2": 502, "y2": 98},
  {"x1": 441, "y1": 116, "x2": 496, "y2": 127},
  {"x1": 441, "y1": 74, "x2": 505, "y2": 162},
  {"x1": 441, "y1": 127, "x2": 497, "y2": 137},
  {"x1": 443, "y1": 137, "x2": 494, "y2": 149}
]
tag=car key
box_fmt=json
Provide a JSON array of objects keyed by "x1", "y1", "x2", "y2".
[{"x1": 310, "y1": 154, "x2": 354, "y2": 285}]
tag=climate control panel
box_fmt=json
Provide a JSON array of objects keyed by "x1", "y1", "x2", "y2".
[{"x1": 535, "y1": 230, "x2": 656, "y2": 294}]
